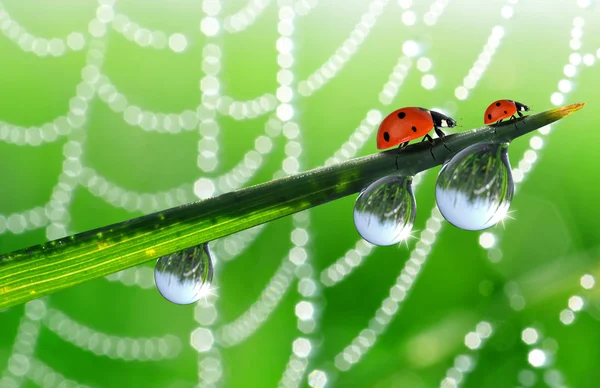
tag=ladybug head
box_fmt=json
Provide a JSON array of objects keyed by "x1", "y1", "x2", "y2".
[
  {"x1": 430, "y1": 110, "x2": 457, "y2": 129},
  {"x1": 443, "y1": 117, "x2": 457, "y2": 128},
  {"x1": 515, "y1": 101, "x2": 530, "y2": 112}
]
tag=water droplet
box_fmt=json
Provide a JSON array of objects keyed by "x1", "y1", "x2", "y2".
[
  {"x1": 154, "y1": 243, "x2": 214, "y2": 305},
  {"x1": 436, "y1": 142, "x2": 514, "y2": 231},
  {"x1": 353, "y1": 175, "x2": 416, "y2": 246}
]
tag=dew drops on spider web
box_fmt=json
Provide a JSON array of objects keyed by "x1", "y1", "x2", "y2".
[
  {"x1": 563, "y1": 64, "x2": 576, "y2": 77},
  {"x1": 402, "y1": 40, "x2": 420, "y2": 57},
  {"x1": 308, "y1": 369, "x2": 328, "y2": 388},
  {"x1": 154, "y1": 243, "x2": 214, "y2": 305},
  {"x1": 88, "y1": 18, "x2": 107, "y2": 37},
  {"x1": 278, "y1": 52, "x2": 294, "y2": 68},
  {"x1": 528, "y1": 348, "x2": 548, "y2": 368},
  {"x1": 179, "y1": 110, "x2": 198, "y2": 130},
  {"x1": 454, "y1": 355, "x2": 474, "y2": 373},
  {"x1": 402, "y1": 11, "x2": 416, "y2": 25},
  {"x1": 455, "y1": 86, "x2": 468, "y2": 100},
  {"x1": 298, "y1": 278, "x2": 317, "y2": 297},
  {"x1": 164, "y1": 114, "x2": 183, "y2": 134},
  {"x1": 150, "y1": 31, "x2": 167, "y2": 49},
  {"x1": 501, "y1": 5, "x2": 513, "y2": 19},
  {"x1": 577, "y1": 0, "x2": 591, "y2": 8},
  {"x1": 124, "y1": 106, "x2": 142, "y2": 125},
  {"x1": 200, "y1": 76, "x2": 220, "y2": 95},
  {"x1": 295, "y1": 301, "x2": 314, "y2": 320},
  {"x1": 417, "y1": 57, "x2": 432, "y2": 72},
  {"x1": 464, "y1": 332, "x2": 482, "y2": 350},
  {"x1": 134, "y1": 28, "x2": 152, "y2": 47},
  {"x1": 202, "y1": 0, "x2": 221, "y2": 16},
  {"x1": 168, "y1": 33, "x2": 188, "y2": 52},
  {"x1": 277, "y1": 86, "x2": 293, "y2": 102},
  {"x1": 569, "y1": 52, "x2": 582, "y2": 66},
  {"x1": 550, "y1": 92, "x2": 565, "y2": 106},
  {"x1": 521, "y1": 327, "x2": 539, "y2": 345},
  {"x1": 299, "y1": 318, "x2": 317, "y2": 334},
  {"x1": 436, "y1": 142, "x2": 514, "y2": 231},
  {"x1": 201, "y1": 17, "x2": 220, "y2": 36},
  {"x1": 277, "y1": 37, "x2": 294, "y2": 53},
  {"x1": 48, "y1": 38, "x2": 66, "y2": 56},
  {"x1": 581, "y1": 274, "x2": 595, "y2": 289},
  {"x1": 199, "y1": 119, "x2": 220, "y2": 137},
  {"x1": 289, "y1": 246, "x2": 308, "y2": 266},
  {"x1": 96, "y1": 4, "x2": 114, "y2": 23},
  {"x1": 583, "y1": 53, "x2": 595, "y2": 66},
  {"x1": 293, "y1": 337, "x2": 312, "y2": 358},
  {"x1": 353, "y1": 175, "x2": 416, "y2": 246},
  {"x1": 568, "y1": 295, "x2": 584, "y2": 311},
  {"x1": 32, "y1": 38, "x2": 49, "y2": 57},
  {"x1": 291, "y1": 228, "x2": 309, "y2": 246},
  {"x1": 255, "y1": 135, "x2": 273, "y2": 154},
  {"x1": 421, "y1": 74, "x2": 436, "y2": 89},
  {"x1": 18, "y1": 33, "x2": 34, "y2": 52},
  {"x1": 476, "y1": 321, "x2": 493, "y2": 338},
  {"x1": 277, "y1": 104, "x2": 294, "y2": 121},
  {"x1": 194, "y1": 178, "x2": 215, "y2": 200},
  {"x1": 191, "y1": 327, "x2": 214, "y2": 353},
  {"x1": 479, "y1": 232, "x2": 495, "y2": 249},
  {"x1": 278, "y1": 69, "x2": 294, "y2": 85}
]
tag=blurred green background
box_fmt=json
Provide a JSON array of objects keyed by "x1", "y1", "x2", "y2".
[{"x1": 1, "y1": 0, "x2": 600, "y2": 387}]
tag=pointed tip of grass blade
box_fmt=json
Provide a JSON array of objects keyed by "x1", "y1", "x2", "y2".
[
  {"x1": 544, "y1": 102, "x2": 586, "y2": 122},
  {"x1": 560, "y1": 101, "x2": 586, "y2": 115}
]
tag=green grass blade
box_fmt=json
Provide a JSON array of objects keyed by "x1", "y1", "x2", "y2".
[{"x1": 0, "y1": 102, "x2": 585, "y2": 309}]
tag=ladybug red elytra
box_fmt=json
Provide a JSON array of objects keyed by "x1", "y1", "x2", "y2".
[
  {"x1": 377, "y1": 107, "x2": 456, "y2": 166},
  {"x1": 484, "y1": 99, "x2": 530, "y2": 129}
]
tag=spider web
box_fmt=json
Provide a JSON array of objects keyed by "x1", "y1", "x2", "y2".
[{"x1": 0, "y1": 0, "x2": 598, "y2": 387}]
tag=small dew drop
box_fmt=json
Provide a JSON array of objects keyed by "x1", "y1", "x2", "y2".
[
  {"x1": 436, "y1": 142, "x2": 514, "y2": 231},
  {"x1": 154, "y1": 243, "x2": 214, "y2": 305},
  {"x1": 353, "y1": 175, "x2": 416, "y2": 246}
]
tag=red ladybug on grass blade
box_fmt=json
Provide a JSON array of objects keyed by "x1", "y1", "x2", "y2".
[
  {"x1": 377, "y1": 107, "x2": 456, "y2": 167},
  {"x1": 484, "y1": 99, "x2": 530, "y2": 129}
]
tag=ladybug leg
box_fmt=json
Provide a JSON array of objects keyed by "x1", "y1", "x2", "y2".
[
  {"x1": 493, "y1": 119, "x2": 503, "y2": 135},
  {"x1": 510, "y1": 115, "x2": 519, "y2": 130},
  {"x1": 423, "y1": 134, "x2": 437, "y2": 161},
  {"x1": 433, "y1": 127, "x2": 452, "y2": 152},
  {"x1": 395, "y1": 141, "x2": 409, "y2": 169}
]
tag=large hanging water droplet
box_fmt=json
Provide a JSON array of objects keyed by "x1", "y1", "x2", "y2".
[
  {"x1": 154, "y1": 243, "x2": 214, "y2": 305},
  {"x1": 436, "y1": 142, "x2": 514, "y2": 231},
  {"x1": 353, "y1": 175, "x2": 416, "y2": 246}
]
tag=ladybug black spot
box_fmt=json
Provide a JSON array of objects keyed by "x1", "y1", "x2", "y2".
[
  {"x1": 496, "y1": 102, "x2": 501, "y2": 107},
  {"x1": 487, "y1": 113, "x2": 492, "y2": 120},
  {"x1": 383, "y1": 131, "x2": 390, "y2": 142},
  {"x1": 504, "y1": 110, "x2": 507, "y2": 114},
  {"x1": 411, "y1": 126, "x2": 417, "y2": 132},
  {"x1": 398, "y1": 112, "x2": 406, "y2": 119}
]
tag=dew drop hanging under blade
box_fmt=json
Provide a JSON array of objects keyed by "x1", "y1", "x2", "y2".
[
  {"x1": 353, "y1": 175, "x2": 416, "y2": 246},
  {"x1": 435, "y1": 142, "x2": 514, "y2": 231},
  {"x1": 154, "y1": 243, "x2": 214, "y2": 305}
]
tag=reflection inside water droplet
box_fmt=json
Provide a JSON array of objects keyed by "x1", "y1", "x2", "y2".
[
  {"x1": 154, "y1": 243, "x2": 214, "y2": 305},
  {"x1": 353, "y1": 175, "x2": 416, "y2": 246},
  {"x1": 436, "y1": 142, "x2": 514, "y2": 231}
]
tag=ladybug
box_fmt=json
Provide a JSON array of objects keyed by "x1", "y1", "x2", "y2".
[
  {"x1": 377, "y1": 107, "x2": 456, "y2": 166},
  {"x1": 484, "y1": 99, "x2": 530, "y2": 129}
]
